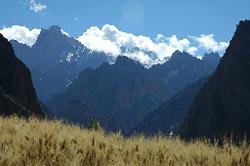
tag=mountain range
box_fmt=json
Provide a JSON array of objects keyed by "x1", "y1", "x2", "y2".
[
  {"x1": 8, "y1": 25, "x2": 221, "y2": 133},
  {"x1": 11, "y1": 26, "x2": 220, "y2": 103},
  {"x1": 1, "y1": 20, "x2": 250, "y2": 141},
  {"x1": 46, "y1": 51, "x2": 220, "y2": 133}
]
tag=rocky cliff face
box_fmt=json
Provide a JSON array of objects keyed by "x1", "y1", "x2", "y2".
[
  {"x1": 0, "y1": 34, "x2": 44, "y2": 117},
  {"x1": 179, "y1": 20, "x2": 250, "y2": 140}
]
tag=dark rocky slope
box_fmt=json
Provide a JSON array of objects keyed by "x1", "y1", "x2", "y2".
[
  {"x1": 179, "y1": 20, "x2": 250, "y2": 140},
  {"x1": 0, "y1": 34, "x2": 44, "y2": 117}
]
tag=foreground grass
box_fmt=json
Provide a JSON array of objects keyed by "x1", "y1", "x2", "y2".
[{"x1": 0, "y1": 117, "x2": 249, "y2": 166}]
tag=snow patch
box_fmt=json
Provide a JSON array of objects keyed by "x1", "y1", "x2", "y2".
[{"x1": 66, "y1": 52, "x2": 74, "y2": 62}]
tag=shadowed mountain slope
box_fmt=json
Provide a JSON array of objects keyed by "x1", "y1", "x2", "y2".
[
  {"x1": 0, "y1": 33, "x2": 44, "y2": 117},
  {"x1": 179, "y1": 20, "x2": 250, "y2": 140}
]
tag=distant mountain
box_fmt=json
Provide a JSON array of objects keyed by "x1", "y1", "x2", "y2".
[
  {"x1": 149, "y1": 50, "x2": 219, "y2": 96},
  {"x1": 179, "y1": 20, "x2": 250, "y2": 141},
  {"x1": 202, "y1": 52, "x2": 221, "y2": 67},
  {"x1": 11, "y1": 26, "x2": 221, "y2": 103},
  {"x1": 0, "y1": 33, "x2": 44, "y2": 117},
  {"x1": 11, "y1": 25, "x2": 112, "y2": 101},
  {"x1": 46, "y1": 56, "x2": 169, "y2": 132},
  {"x1": 46, "y1": 50, "x2": 219, "y2": 133},
  {"x1": 132, "y1": 77, "x2": 208, "y2": 136}
]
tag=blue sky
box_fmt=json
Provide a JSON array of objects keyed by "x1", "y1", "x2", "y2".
[
  {"x1": 0, "y1": 0, "x2": 249, "y2": 65},
  {"x1": 1, "y1": 0, "x2": 250, "y2": 40}
]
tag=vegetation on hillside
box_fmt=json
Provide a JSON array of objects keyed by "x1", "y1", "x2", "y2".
[{"x1": 0, "y1": 116, "x2": 249, "y2": 166}]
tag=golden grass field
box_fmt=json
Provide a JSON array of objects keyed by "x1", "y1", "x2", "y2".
[{"x1": 0, "y1": 116, "x2": 249, "y2": 166}]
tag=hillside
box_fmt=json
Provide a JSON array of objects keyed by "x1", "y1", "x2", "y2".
[
  {"x1": 0, "y1": 34, "x2": 44, "y2": 117},
  {"x1": 179, "y1": 20, "x2": 250, "y2": 140},
  {"x1": 0, "y1": 116, "x2": 249, "y2": 166}
]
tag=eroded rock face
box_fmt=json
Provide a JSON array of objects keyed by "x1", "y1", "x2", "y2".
[
  {"x1": 0, "y1": 33, "x2": 44, "y2": 117},
  {"x1": 179, "y1": 20, "x2": 250, "y2": 140}
]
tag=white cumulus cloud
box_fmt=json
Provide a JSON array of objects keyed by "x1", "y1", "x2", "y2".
[
  {"x1": 0, "y1": 25, "x2": 41, "y2": 46},
  {"x1": 0, "y1": 24, "x2": 229, "y2": 67},
  {"x1": 187, "y1": 47, "x2": 198, "y2": 55},
  {"x1": 29, "y1": 0, "x2": 47, "y2": 13},
  {"x1": 191, "y1": 34, "x2": 229, "y2": 53},
  {"x1": 77, "y1": 24, "x2": 197, "y2": 66}
]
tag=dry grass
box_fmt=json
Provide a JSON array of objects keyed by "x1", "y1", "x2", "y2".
[{"x1": 0, "y1": 116, "x2": 249, "y2": 166}]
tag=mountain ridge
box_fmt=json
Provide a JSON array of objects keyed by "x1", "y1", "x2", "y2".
[
  {"x1": 11, "y1": 27, "x2": 220, "y2": 102},
  {"x1": 46, "y1": 51, "x2": 220, "y2": 133}
]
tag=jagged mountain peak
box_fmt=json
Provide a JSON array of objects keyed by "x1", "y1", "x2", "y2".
[
  {"x1": 11, "y1": 26, "x2": 112, "y2": 101},
  {"x1": 203, "y1": 52, "x2": 220, "y2": 57},
  {"x1": 40, "y1": 25, "x2": 64, "y2": 36},
  {"x1": 172, "y1": 50, "x2": 183, "y2": 56},
  {"x1": 172, "y1": 50, "x2": 191, "y2": 57},
  {"x1": 115, "y1": 56, "x2": 142, "y2": 67},
  {"x1": 202, "y1": 52, "x2": 221, "y2": 66},
  {"x1": 33, "y1": 25, "x2": 71, "y2": 48},
  {"x1": 48, "y1": 25, "x2": 62, "y2": 32},
  {"x1": 227, "y1": 20, "x2": 250, "y2": 58},
  {"x1": 169, "y1": 50, "x2": 196, "y2": 62}
]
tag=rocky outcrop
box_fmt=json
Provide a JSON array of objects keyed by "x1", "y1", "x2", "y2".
[{"x1": 0, "y1": 33, "x2": 44, "y2": 117}]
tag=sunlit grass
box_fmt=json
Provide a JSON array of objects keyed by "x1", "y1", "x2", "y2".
[{"x1": 0, "y1": 116, "x2": 249, "y2": 165}]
